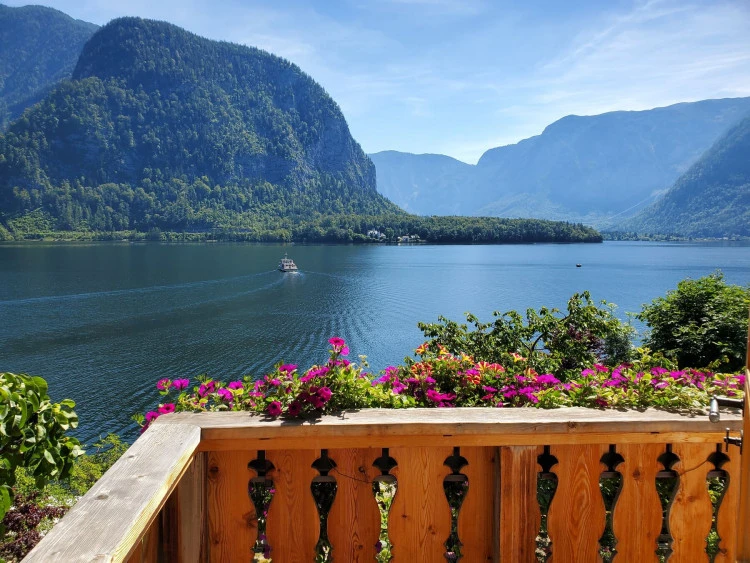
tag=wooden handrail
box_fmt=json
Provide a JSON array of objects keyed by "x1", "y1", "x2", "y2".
[
  {"x1": 158, "y1": 407, "x2": 742, "y2": 451},
  {"x1": 24, "y1": 423, "x2": 200, "y2": 563}
]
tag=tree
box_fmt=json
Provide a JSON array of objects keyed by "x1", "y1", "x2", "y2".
[{"x1": 637, "y1": 273, "x2": 750, "y2": 371}]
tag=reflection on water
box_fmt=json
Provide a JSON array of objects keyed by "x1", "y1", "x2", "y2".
[{"x1": 1, "y1": 241, "x2": 749, "y2": 443}]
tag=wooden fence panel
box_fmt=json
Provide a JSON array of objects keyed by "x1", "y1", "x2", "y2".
[
  {"x1": 670, "y1": 443, "x2": 715, "y2": 563},
  {"x1": 611, "y1": 443, "x2": 662, "y2": 562},
  {"x1": 546, "y1": 444, "x2": 607, "y2": 563},
  {"x1": 499, "y1": 445, "x2": 541, "y2": 563},
  {"x1": 389, "y1": 446, "x2": 452, "y2": 562},
  {"x1": 716, "y1": 444, "x2": 741, "y2": 563},
  {"x1": 458, "y1": 446, "x2": 495, "y2": 562},
  {"x1": 264, "y1": 449, "x2": 318, "y2": 563},
  {"x1": 327, "y1": 447, "x2": 381, "y2": 562},
  {"x1": 206, "y1": 450, "x2": 254, "y2": 562}
]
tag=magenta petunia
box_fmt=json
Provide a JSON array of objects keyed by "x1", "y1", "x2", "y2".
[
  {"x1": 340, "y1": 347, "x2": 350, "y2": 356},
  {"x1": 156, "y1": 378, "x2": 171, "y2": 391},
  {"x1": 279, "y1": 364, "x2": 297, "y2": 374},
  {"x1": 217, "y1": 388, "x2": 233, "y2": 402},
  {"x1": 145, "y1": 411, "x2": 160, "y2": 423},
  {"x1": 172, "y1": 378, "x2": 190, "y2": 390},
  {"x1": 328, "y1": 336, "x2": 345, "y2": 348},
  {"x1": 267, "y1": 401, "x2": 282, "y2": 417},
  {"x1": 227, "y1": 381, "x2": 244, "y2": 390},
  {"x1": 318, "y1": 387, "x2": 333, "y2": 402},
  {"x1": 158, "y1": 403, "x2": 176, "y2": 415},
  {"x1": 287, "y1": 401, "x2": 302, "y2": 417}
]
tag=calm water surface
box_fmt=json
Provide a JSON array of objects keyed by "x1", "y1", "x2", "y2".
[{"x1": 1, "y1": 240, "x2": 749, "y2": 442}]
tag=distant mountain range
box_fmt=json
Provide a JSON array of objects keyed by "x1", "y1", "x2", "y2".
[
  {"x1": 371, "y1": 98, "x2": 750, "y2": 226},
  {"x1": 624, "y1": 116, "x2": 750, "y2": 237},
  {"x1": 0, "y1": 4, "x2": 98, "y2": 130}
]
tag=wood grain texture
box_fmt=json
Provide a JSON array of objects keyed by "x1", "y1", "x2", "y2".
[
  {"x1": 153, "y1": 408, "x2": 742, "y2": 451},
  {"x1": 611, "y1": 443, "x2": 663, "y2": 563},
  {"x1": 458, "y1": 446, "x2": 495, "y2": 562},
  {"x1": 25, "y1": 423, "x2": 200, "y2": 563},
  {"x1": 715, "y1": 444, "x2": 740, "y2": 563},
  {"x1": 327, "y1": 447, "x2": 381, "y2": 562},
  {"x1": 388, "y1": 446, "x2": 452, "y2": 562},
  {"x1": 499, "y1": 446, "x2": 541, "y2": 563},
  {"x1": 669, "y1": 443, "x2": 715, "y2": 563},
  {"x1": 264, "y1": 449, "x2": 318, "y2": 563},
  {"x1": 736, "y1": 369, "x2": 750, "y2": 562},
  {"x1": 206, "y1": 450, "x2": 254, "y2": 562},
  {"x1": 546, "y1": 444, "x2": 607, "y2": 563}
]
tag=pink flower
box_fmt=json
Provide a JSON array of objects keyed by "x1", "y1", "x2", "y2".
[
  {"x1": 267, "y1": 401, "x2": 282, "y2": 417},
  {"x1": 227, "y1": 381, "x2": 244, "y2": 390},
  {"x1": 340, "y1": 347, "x2": 350, "y2": 356},
  {"x1": 218, "y1": 388, "x2": 233, "y2": 402},
  {"x1": 328, "y1": 336, "x2": 345, "y2": 348},
  {"x1": 198, "y1": 381, "x2": 216, "y2": 397},
  {"x1": 145, "y1": 411, "x2": 160, "y2": 423},
  {"x1": 156, "y1": 378, "x2": 171, "y2": 391},
  {"x1": 172, "y1": 379, "x2": 190, "y2": 390},
  {"x1": 318, "y1": 387, "x2": 333, "y2": 402},
  {"x1": 287, "y1": 401, "x2": 302, "y2": 416},
  {"x1": 279, "y1": 364, "x2": 297, "y2": 374},
  {"x1": 158, "y1": 403, "x2": 176, "y2": 415}
]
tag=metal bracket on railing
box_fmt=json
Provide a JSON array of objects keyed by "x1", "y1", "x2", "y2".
[
  {"x1": 724, "y1": 428, "x2": 743, "y2": 454},
  {"x1": 708, "y1": 395, "x2": 744, "y2": 423}
]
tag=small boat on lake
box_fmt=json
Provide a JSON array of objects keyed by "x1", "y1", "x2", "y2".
[{"x1": 278, "y1": 253, "x2": 298, "y2": 272}]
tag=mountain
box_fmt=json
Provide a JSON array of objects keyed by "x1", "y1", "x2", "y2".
[
  {"x1": 622, "y1": 117, "x2": 750, "y2": 237},
  {"x1": 369, "y1": 151, "x2": 473, "y2": 214},
  {"x1": 0, "y1": 4, "x2": 98, "y2": 130},
  {"x1": 0, "y1": 17, "x2": 399, "y2": 233},
  {"x1": 372, "y1": 98, "x2": 750, "y2": 223}
]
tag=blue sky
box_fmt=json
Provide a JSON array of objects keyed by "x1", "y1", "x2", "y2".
[{"x1": 8, "y1": 0, "x2": 750, "y2": 163}]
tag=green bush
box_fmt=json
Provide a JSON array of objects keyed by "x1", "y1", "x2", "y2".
[
  {"x1": 417, "y1": 291, "x2": 635, "y2": 380},
  {"x1": 637, "y1": 273, "x2": 750, "y2": 371},
  {"x1": 0, "y1": 373, "x2": 83, "y2": 529}
]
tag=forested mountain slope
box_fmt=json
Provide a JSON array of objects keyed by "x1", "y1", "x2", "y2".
[
  {"x1": 0, "y1": 17, "x2": 398, "y2": 233},
  {"x1": 624, "y1": 117, "x2": 750, "y2": 237},
  {"x1": 0, "y1": 4, "x2": 97, "y2": 130}
]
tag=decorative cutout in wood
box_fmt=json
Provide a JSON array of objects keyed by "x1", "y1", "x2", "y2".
[
  {"x1": 705, "y1": 445, "x2": 730, "y2": 562},
  {"x1": 536, "y1": 445, "x2": 559, "y2": 563},
  {"x1": 372, "y1": 448, "x2": 398, "y2": 563},
  {"x1": 655, "y1": 445, "x2": 680, "y2": 562},
  {"x1": 311, "y1": 449, "x2": 338, "y2": 563},
  {"x1": 598, "y1": 444, "x2": 624, "y2": 563},
  {"x1": 248, "y1": 450, "x2": 276, "y2": 563},
  {"x1": 443, "y1": 447, "x2": 469, "y2": 562}
]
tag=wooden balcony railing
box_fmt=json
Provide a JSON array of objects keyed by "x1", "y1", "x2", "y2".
[{"x1": 25, "y1": 394, "x2": 749, "y2": 562}]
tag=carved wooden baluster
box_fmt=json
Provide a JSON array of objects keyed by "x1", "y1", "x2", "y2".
[
  {"x1": 372, "y1": 448, "x2": 398, "y2": 563},
  {"x1": 248, "y1": 450, "x2": 276, "y2": 562},
  {"x1": 705, "y1": 445, "x2": 730, "y2": 562},
  {"x1": 536, "y1": 445, "x2": 559, "y2": 563},
  {"x1": 443, "y1": 447, "x2": 469, "y2": 562},
  {"x1": 598, "y1": 445, "x2": 624, "y2": 563},
  {"x1": 311, "y1": 449, "x2": 338, "y2": 563},
  {"x1": 655, "y1": 445, "x2": 680, "y2": 562}
]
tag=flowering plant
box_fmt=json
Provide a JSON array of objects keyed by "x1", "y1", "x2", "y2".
[{"x1": 136, "y1": 338, "x2": 745, "y2": 431}]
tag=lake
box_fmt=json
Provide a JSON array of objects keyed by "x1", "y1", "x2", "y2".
[{"x1": 1, "y1": 240, "x2": 749, "y2": 443}]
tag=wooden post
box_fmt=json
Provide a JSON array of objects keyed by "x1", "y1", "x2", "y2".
[{"x1": 735, "y1": 309, "x2": 750, "y2": 561}]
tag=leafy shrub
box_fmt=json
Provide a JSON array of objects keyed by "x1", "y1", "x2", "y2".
[
  {"x1": 1, "y1": 434, "x2": 126, "y2": 561},
  {"x1": 417, "y1": 292, "x2": 635, "y2": 379},
  {"x1": 637, "y1": 273, "x2": 750, "y2": 371},
  {"x1": 0, "y1": 373, "x2": 82, "y2": 528}
]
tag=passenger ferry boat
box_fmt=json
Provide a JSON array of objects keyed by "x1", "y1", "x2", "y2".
[{"x1": 278, "y1": 253, "x2": 298, "y2": 272}]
